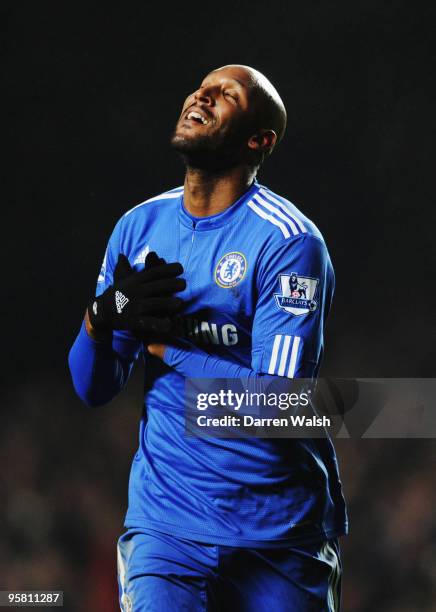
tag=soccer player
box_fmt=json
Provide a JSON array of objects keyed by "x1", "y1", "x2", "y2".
[{"x1": 68, "y1": 64, "x2": 348, "y2": 611}]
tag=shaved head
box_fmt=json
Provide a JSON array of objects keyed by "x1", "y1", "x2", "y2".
[{"x1": 211, "y1": 64, "x2": 287, "y2": 147}]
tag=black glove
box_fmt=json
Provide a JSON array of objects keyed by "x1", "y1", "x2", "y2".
[
  {"x1": 141, "y1": 250, "x2": 166, "y2": 270},
  {"x1": 88, "y1": 252, "x2": 185, "y2": 334}
]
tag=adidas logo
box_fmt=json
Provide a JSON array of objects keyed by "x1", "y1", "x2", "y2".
[
  {"x1": 134, "y1": 245, "x2": 150, "y2": 265},
  {"x1": 115, "y1": 290, "x2": 129, "y2": 314}
]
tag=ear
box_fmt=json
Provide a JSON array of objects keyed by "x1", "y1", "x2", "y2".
[{"x1": 248, "y1": 129, "x2": 277, "y2": 155}]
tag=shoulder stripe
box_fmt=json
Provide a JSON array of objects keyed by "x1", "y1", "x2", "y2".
[
  {"x1": 166, "y1": 186, "x2": 184, "y2": 193},
  {"x1": 124, "y1": 187, "x2": 184, "y2": 217},
  {"x1": 319, "y1": 540, "x2": 341, "y2": 612},
  {"x1": 253, "y1": 193, "x2": 300, "y2": 236},
  {"x1": 259, "y1": 188, "x2": 307, "y2": 234},
  {"x1": 117, "y1": 541, "x2": 127, "y2": 604},
  {"x1": 247, "y1": 200, "x2": 291, "y2": 239}
]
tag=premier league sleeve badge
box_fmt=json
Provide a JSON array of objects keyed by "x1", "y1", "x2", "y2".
[{"x1": 274, "y1": 272, "x2": 319, "y2": 315}]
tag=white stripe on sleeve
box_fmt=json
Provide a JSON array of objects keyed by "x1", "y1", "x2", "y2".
[
  {"x1": 268, "y1": 335, "x2": 282, "y2": 374},
  {"x1": 287, "y1": 336, "x2": 301, "y2": 378},
  {"x1": 278, "y1": 335, "x2": 292, "y2": 376}
]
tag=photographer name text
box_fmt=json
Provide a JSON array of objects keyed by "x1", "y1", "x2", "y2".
[{"x1": 196, "y1": 415, "x2": 331, "y2": 428}]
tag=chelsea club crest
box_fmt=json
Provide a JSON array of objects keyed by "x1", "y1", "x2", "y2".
[
  {"x1": 275, "y1": 271, "x2": 319, "y2": 315},
  {"x1": 215, "y1": 252, "x2": 247, "y2": 288}
]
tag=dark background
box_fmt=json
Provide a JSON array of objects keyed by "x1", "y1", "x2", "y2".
[{"x1": 3, "y1": 2, "x2": 436, "y2": 611}]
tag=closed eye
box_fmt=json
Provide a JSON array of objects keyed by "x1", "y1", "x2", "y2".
[{"x1": 224, "y1": 91, "x2": 238, "y2": 103}]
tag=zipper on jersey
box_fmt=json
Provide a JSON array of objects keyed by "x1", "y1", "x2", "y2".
[
  {"x1": 183, "y1": 220, "x2": 196, "y2": 271},
  {"x1": 176, "y1": 218, "x2": 197, "y2": 307}
]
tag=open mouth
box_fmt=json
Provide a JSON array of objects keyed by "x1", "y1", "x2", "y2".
[{"x1": 185, "y1": 110, "x2": 210, "y2": 125}]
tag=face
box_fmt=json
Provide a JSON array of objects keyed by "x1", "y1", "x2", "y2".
[{"x1": 171, "y1": 66, "x2": 257, "y2": 169}]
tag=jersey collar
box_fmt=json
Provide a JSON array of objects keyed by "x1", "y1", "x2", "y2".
[{"x1": 178, "y1": 180, "x2": 260, "y2": 231}]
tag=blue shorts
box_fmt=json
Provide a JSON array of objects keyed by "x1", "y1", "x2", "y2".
[{"x1": 117, "y1": 528, "x2": 342, "y2": 611}]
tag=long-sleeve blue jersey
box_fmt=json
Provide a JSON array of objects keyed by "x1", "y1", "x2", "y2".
[{"x1": 69, "y1": 180, "x2": 348, "y2": 547}]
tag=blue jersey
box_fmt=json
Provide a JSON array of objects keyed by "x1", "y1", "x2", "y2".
[{"x1": 69, "y1": 179, "x2": 348, "y2": 547}]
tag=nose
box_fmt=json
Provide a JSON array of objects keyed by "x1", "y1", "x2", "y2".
[{"x1": 195, "y1": 86, "x2": 215, "y2": 106}]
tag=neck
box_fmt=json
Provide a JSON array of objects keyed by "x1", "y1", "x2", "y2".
[{"x1": 183, "y1": 165, "x2": 257, "y2": 217}]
